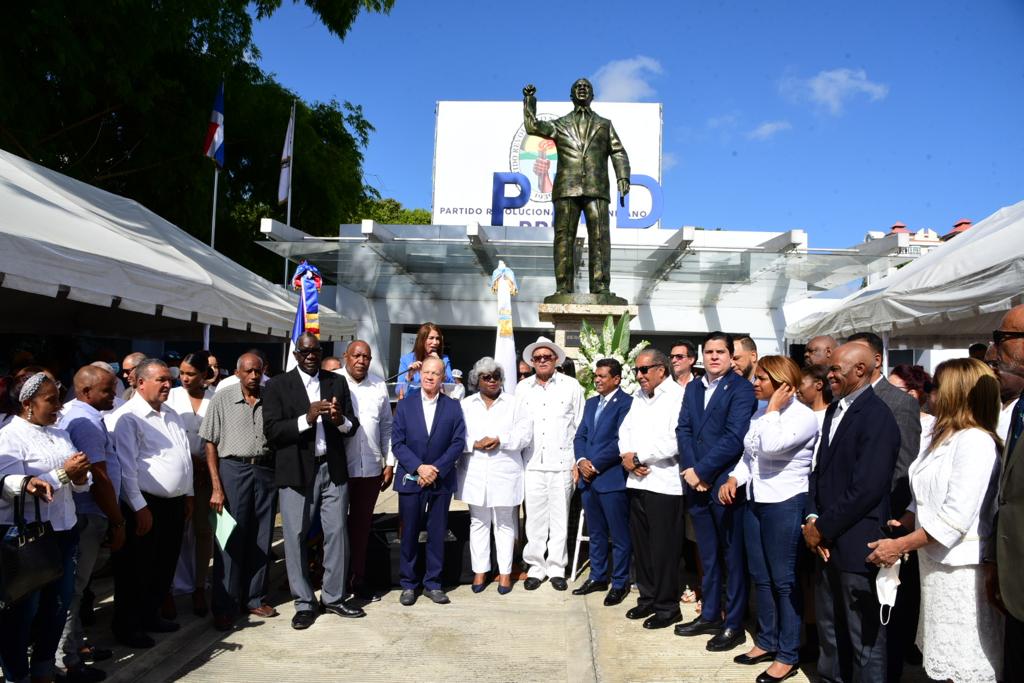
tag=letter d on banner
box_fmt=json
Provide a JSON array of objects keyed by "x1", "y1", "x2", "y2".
[
  {"x1": 491, "y1": 172, "x2": 532, "y2": 227},
  {"x1": 616, "y1": 174, "x2": 665, "y2": 229}
]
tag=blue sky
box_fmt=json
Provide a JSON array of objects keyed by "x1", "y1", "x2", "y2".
[{"x1": 252, "y1": 0, "x2": 1024, "y2": 248}]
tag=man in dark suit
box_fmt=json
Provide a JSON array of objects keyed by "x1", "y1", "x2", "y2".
[
  {"x1": 675, "y1": 332, "x2": 757, "y2": 651},
  {"x1": 392, "y1": 356, "x2": 467, "y2": 606},
  {"x1": 847, "y1": 331, "x2": 922, "y2": 681},
  {"x1": 262, "y1": 333, "x2": 362, "y2": 630},
  {"x1": 803, "y1": 342, "x2": 900, "y2": 683},
  {"x1": 572, "y1": 358, "x2": 633, "y2": 605},
  {"x1": 522, "y1": 78, "x2": 630, "y2": 301},
  {"x1": 987, "y1": 305, "x2": 1024, "y2": 681}
]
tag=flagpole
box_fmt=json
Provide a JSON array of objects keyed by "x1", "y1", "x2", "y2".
[
  {"x1": 284, "y1": 100, "x2": 295, "y2": 287},
  {"x1": 203, "y1": 167, "x2": 219, "y2": 350}
]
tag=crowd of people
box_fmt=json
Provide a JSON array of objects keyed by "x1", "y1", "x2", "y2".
[{"x1": 1, "y1": 307, "x2": 1023, "y2": 683}]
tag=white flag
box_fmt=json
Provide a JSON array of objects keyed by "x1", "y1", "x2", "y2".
[
  {"x1": 490, "y1": 260, "x2": 519, "y2": 395},
  {"x1": 277, "y1": 103, "x2": 295, "y2": 206}
]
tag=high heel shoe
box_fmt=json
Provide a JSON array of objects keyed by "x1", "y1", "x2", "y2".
[
  {"x1": 497, "y1": 575, "x2": 512, "y2": 595},
  {"x1": 471, "y1": 582, "x2": 487, "y2": 593}
]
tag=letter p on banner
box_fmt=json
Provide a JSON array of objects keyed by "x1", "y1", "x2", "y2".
[{"x1": 491, "y1": 173, "x2": 532, "y2": 227}]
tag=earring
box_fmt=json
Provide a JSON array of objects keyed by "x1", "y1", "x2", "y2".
[{"x1": 27, "y1": 407, "x2": 33, "y2": 421}]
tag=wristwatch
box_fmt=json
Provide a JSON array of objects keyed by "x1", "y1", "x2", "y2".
[
  {"x1": 632, "y1": 455, "x2": 642, "y2": 469},
  {"x1": 55, "y1": 468, "x2": 71, "y2": 485}
]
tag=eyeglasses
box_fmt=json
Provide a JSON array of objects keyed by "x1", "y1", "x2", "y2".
[
  {"x1": 985, "y1": 359, "x2": 1000, "y2": 370},
  {"x1": 993, "y1": 330, "x2": 1024, "y2": 345},
  {"x1": 478, "y1": 373, "x2": 500, "y2": 382},
  {"x1": 294, "y1": 348, "x2": 322, "y2": 357},
  {"x1": 634, "y1": 364, "x2": 659, "y2": 375},
  {"x1": 518, "y1": 372, "x2": 532, "y2": 379},
  {"x1": 670, "y1": 354, "x2": 689, "y2": 360},
  {"x1": 532, "y1": 354, "x2": 556, "y2": 363}
]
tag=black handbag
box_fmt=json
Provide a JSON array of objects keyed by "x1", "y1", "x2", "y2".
[{"x1": 0, "y1": 478, "x2": 64, "y2": 608}]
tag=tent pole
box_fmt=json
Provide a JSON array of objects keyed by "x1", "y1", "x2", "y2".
[{"x1": 882, "y1": 331, "x2": 890, "y2": 375}]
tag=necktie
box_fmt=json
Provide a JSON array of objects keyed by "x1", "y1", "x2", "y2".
[{"x1": 595, "y1": 397, "x2": 607, "y2": 424}]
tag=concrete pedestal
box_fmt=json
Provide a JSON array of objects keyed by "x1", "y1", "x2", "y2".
[{"x1": 538, "y1": 302, "x2": 638, "y2": 359}]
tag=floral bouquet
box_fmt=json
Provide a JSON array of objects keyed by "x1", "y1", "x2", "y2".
[{"x1": 573, "y1": 314, "x2": 650, "y2": 399}]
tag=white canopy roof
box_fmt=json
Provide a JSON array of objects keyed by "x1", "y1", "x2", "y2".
[
  {"x1": 786, "y1": 199, "x2": 1024, "y2": 348},
  {"x1": 0, "y1": 149, "x2": 354, "y2": 340}
]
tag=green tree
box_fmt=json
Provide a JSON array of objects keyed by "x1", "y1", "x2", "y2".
[
  {"x1": 352, "y1": 197, "x2": 432, "y2": 225},
  {"x1": 0, "y1": 1, "x2": 393, "y2": 280}
]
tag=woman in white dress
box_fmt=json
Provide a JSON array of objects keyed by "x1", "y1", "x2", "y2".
[
  {"x1": 165, "y1": 351, "x2": 214, "y2": 617},
  {"x1": 456, "y1": 357, "x2": 531, "y2": 595},
  {"x1": 0, "y1": 373, "x2": 92, "y2": 683},
  {"x1": 868, "y1": 358, "x2": 1003, "y2": 682}
]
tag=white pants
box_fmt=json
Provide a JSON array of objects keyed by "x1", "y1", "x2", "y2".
[
  {"x1": 523, "y1": 469, "x2": 574, "y2": 580},
  {"x1": 468, "y1": 504, "x2": 517, "y2": 574}
]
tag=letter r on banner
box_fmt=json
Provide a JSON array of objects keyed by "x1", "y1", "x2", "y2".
[{"x1": 491, "y1": 172, "x2": 532, "y2": 226}]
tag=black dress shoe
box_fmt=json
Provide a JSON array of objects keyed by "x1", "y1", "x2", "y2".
[
  {"x1": 291, "y1": 609, "x2": 318, "y2": 630},
  {"x1": 113, "y1": 630, "x2": 155, "y2": 649},
  {"x1": 550, "y1": 577, "x2": 568, "y2": 591},
  {"x1": 603, "y1": 586, "x2": 629, "y2": 606},
  {"x1": 143, "y1": 617, "x2": 180, "y2": 633},
  {"x1": 523, "y1": 577, "x2": 543, "y2": 591},
  {"x1": 320, "y1": 599, "x2": 366, "y2": 618},
  {"x1": 59, "y1": 664, "x2": 107, "y2": 683},
  {"x1": 424, "y1": 588, "x2": 451, "y2": 604},
  {"x1": 399, "y1": 589, "x2": 417, "y2": 606},
  {"x1": 706, "y1": 627, "x2": 746, "y2": 652},
  {"x1": 571, "y1": 579, "x2": 609, "y2": 596},
  {"x1": 643, "y1": 612, "x2": 683, "y2": 630},
  {"x1": 78, "y1": 645, "x2": 113, "y2": 663},
  {"x1": 674, "y1": 616, "x2": 724, "y2": 636},
  {"x1": 625, "y1": 604, "x2": 655, "y2": 620},
  {"x1": 756, "y1": 666, "x2": 799, "y2": 683},
  {"x1": 734, "y1": 650, "x2": 776, "y2": 665}
]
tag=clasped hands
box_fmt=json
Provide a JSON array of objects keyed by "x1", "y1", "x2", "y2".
[
  {"x1": 473, "y1": 436, "x2": 501, "y2": 452},
  {"x1": 416, "y1": 464, "x2": 439, "y2": 487},
  {"x1": 620, "y1": 453, "x2": 649, "y2": 478},
  {"x1": 306, "y1": 397, "x2": 342, "y2": 426},
  {"x1": 801, "y1": 517, "x2": 830, "y2": 562},
  {"x1": 865, "y1": 518, "x2": 908, "y2": 568},
  {"x1": 680, "y1": 467, "x2": 709, "y2": 492}
]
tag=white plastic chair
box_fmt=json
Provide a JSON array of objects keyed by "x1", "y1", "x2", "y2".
[{"x1": 570, "y1": 509, "x2": 589, "y2": 581}]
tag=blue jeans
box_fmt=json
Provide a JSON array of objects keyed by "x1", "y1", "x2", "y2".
[
  {"x1": 0, "y1": 527, "x2": 79, "y2": 681},
  {"x1": 744, "y1": 493, "x2": 805, "y2": 665}
]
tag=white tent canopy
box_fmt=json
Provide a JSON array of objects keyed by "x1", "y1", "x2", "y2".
[
  {"x1": 0, "y1": 149, "x2": 354, "y2": 341},
  {"x1": 786, "y1": 199, "x2": 1024, "y2": 348}
]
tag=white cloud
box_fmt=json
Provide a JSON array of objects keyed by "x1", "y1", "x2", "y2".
[
  {"x1": 747, "y1": 120, "x2": 792, "y2": 140},
  {"x1": 706, "y1": 111, "x2": 740, "y2": 130},
  {"x1": 592, "y1": 56, "x2": 663, "y2": 102},
  {"x1": 781, "y1": 68, "x2": 889, "y2": 115},
  {"x1": 663, "y1": 152, "x2": 679, "y2": 170}
]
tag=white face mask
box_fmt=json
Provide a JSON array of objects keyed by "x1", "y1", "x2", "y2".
[{"x1": 876, "y1": 559, "x2": 901, "y2": 625}]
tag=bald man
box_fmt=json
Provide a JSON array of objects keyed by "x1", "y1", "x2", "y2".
[
  {"x1": 58, "y1": 366, "x2": 126, "y2": 675},
  {"x1": 804, "y1": 336, "x2": 837, "y2": 367},
  {"x1": 804, "y1": 343, "x2": 900, "y2": 682}
]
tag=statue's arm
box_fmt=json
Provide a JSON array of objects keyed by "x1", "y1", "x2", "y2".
[
  {"x1": 608, "y1": 122, "x2": 631, "y2": 199},
  {"x1": 522, "y1": 84, "x2": 554, "y2": 138}
]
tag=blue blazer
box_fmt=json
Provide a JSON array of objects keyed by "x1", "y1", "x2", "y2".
[
  {"x1": 676, "y1": 369, "x2": 757, "y2": 503},
  {"x1": 391, "y1": 389, "x2": 467, "y2": 494},
  {"x1": 573, "y1": 390, "x2": 633, "y2": 493},
  {"x1": 396, "y1": 352, "x2": 454, "y2": 395},
  {"x1": 807, "y1": 387, "x2": 900, "y2": 573}
]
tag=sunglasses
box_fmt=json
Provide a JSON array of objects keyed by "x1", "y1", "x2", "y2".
[
  {"x1": 532, "y1": 354, "x2": 556, "y2": 363},
  {"x1": 478, "y1": 373, "x2": 500, "y2": 382},
  {"x1": 294, "y1": 347, "x2": 322, "y2": 357},
  {"x1": 993, "y1": 330, "x2": 1024, "y2": 345},
  {"x1": 984, "y1": 359, "x2": 1000, "y2": 370},
  {"x1": 670, "y1": 354, "x2": 689, "y2": 360},
  {"x1": 634, "y1": 364, "x2": 660, "y2": 375}
]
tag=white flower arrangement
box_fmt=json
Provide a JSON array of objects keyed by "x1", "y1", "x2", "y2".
[{"x1": 574, "y1": 314, "x2": 650, "y2": 399}]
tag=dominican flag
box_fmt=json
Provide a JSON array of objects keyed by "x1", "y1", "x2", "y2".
[
  {"x1": 203, "y1": 82, "x2": 225, "y2": 168},
  {"x1": 285, "y1": 261, "x2": 323, "y2": 371}
]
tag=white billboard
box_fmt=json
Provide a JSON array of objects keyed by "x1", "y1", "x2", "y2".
[{"x1": 432, "y1": 101, "x2": 664, "y2": 243}]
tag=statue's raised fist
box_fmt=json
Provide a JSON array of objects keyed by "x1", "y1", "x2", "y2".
[{"x1": 523, "y1": 84, "x2": 537, "y2": 98}]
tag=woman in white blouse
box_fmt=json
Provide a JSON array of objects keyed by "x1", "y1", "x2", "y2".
[
  {"x1": 456, "y1": 357, "x2": 531, "y2": 595},
  {"x1": 0, "y1": 373, "x2": 92, "y2": 683},
  {"x1": 719, "y1": 356, "x2": 818, "y2": 682},
  {"x1": 166, "y1": 351, "x2": 215, "y2": 617},
  {"x1": 867, "y1": 358, "x2": 1003, "y2": 682}
]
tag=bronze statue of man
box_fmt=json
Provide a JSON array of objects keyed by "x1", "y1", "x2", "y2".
[{"x1": 523, "y1": 78, "x2": 630, "y2": 304}]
